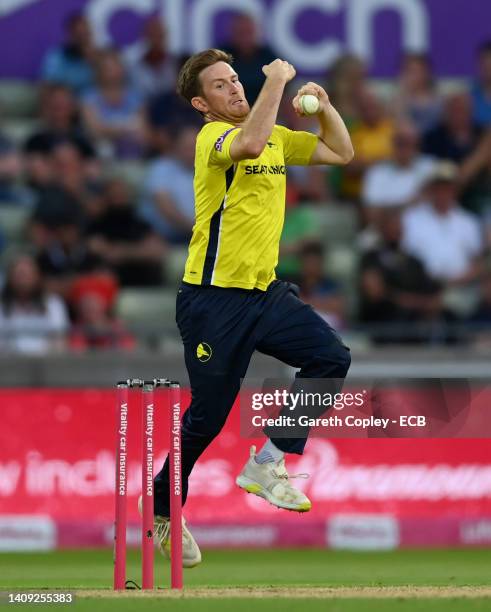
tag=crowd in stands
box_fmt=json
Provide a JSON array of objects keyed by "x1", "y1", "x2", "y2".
[{"x1": 1, "y1": 12, "x2": 491, "y2": 352}]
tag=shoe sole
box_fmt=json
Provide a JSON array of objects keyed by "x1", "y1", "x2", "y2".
[{"x1": 235, "y1": 475, "x2": 312, "y2": 512}]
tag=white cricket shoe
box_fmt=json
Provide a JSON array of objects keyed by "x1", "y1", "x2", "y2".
[
  {"x1": 138, "y1": 496, "x2": 202, "y2": 568},
  {"x1": 235, "y1": 446, "x2": 311, "y2": 512}
]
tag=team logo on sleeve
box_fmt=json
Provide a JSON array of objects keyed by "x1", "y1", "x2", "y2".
[
  {"x1": 196, "y1": 342, "x2": 212, "y2": 362},
  {"x1": 214, "y1": 127, "x2": 238, "y2": 152}
]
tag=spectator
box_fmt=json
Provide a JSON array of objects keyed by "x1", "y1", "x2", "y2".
[
  {"x1": 362, "y1": 122, "x2": 435, "y2": 223},
  {"x1": 402, "y1": 161, "x2": 483, "y2": 284},
  {"x1": 0, "y1": 254, "x2": 68, "y2": 354},
  {"x1": 360, "y1": 209, "x2": 448, "y2": 344},
  {"x1": 294, "y1": 241, "x2": 345, "y2": 329},
  {"x1": 422, "y1": 92, "x2": 481, "y2": 163},
  {"x1": 25, "y1": 141, "x2": 99, "y2": 241},
  {"x1": 341, "y1": 90, "x2": 394, "y2": 201},
  {"x1": 24, "y1": 151, "x2": 55, "y2": 198},
  {"x1": 87, "y1": 178, "x2": 165, "y2": 286},
  {"x1": 68, "y1": 271, "x2": 119, "y2": 310},
  {"x1": 0, "y1": 136, "x2": 33, "y2": 207},
  {"x1": 25, "y1": 140, "x2": 98, "y2": 211},
  {"x1": 50, "y1": 141, "x2": 99, "y2": 210},
  {"x1": 324, "y1": 55, "x2": 367, "y2": 200},
  {"x1": 222, "y1": 13, "x2": 276, "y2": 105},
  {"x1": 140, "y1": 126, "x2": 197, "y2": 244},
  {"x1": 27, "y1": 136, "x2": 100, "y2": 235},
  {"x1": 68, "y1": 275, "x2": 134, "y2": 351},
  {"x1": 82, "y1": 49, "x2": 145, "y2": 159},
  {"x1": 69, "y1": 291, "x2": 135, "y2": 351},
  {"x1": 471, "y1": 41, "x2": 491, "y2": 127},
  {"x1": 125, "y1": 16, "x2": 178, "y2": 99},
  {"x1": 24, "y1": 85, "x2": 95, "y2": 160},
  {"x1": 29, "y1": 186, "x2": 85, "y2": 250},
  {"x1": 37, "y1": 217, "x2": 104, "y2": 298},
  {"x1": 459, "y1": 131, "x2": 491, "y2": 245},
  {"x1": 146, "y1": 86, "x2": 202, "y2": 156},
  {"x1": 393, "y1": 53, "x2": 442, "y2": 135},
  {"x1": 40, "y1": 13, "x2": 96, "y2": 94},
  {"x1": 327, "y1": 54, "x2": 367, "y2": 127}
]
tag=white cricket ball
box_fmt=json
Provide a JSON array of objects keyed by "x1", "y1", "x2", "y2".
[{"x1": 299, "y1": 94, "x2": 320, "y2": 115}]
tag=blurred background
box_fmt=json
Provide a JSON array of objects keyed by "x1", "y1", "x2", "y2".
[{"x1": 1, "y1": 0, "x2": 490, "y2": 555}]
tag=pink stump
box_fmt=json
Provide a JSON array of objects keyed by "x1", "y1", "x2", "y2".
[
  {"x1": 141, "y1": 381, "x2": 155, "y2": 589},
  {"x1": 169, "y1": 382, "x2": 183, "y2": 589},
  {"x1": 114, "y1": 382, "x2": 129, "y2": 590}
]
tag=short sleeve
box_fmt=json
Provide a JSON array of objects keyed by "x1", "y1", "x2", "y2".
[
  {"x1": 362, "y1": 166, "x2": 384, "y2": 206},
  {"x1": 46, "y1": 295, "x2": 69, "y2": 333},
  {"x1": 276, "y1": 125, "x2": 318, "y2": 166},
  {"x1": 199, "y1": 122, "x2": 241, "y2": 168}
]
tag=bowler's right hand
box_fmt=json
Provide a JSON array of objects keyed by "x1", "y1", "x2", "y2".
[{"x1": 262, "y1": 59, "x2": 296, "y2": 83}]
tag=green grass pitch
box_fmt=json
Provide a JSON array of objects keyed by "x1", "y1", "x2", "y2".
[{"x1": 1, "y1": 548, "x2": 490, "y2": 611}]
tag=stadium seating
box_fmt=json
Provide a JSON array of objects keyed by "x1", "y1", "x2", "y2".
[
  {"x1": 0, "y1": 205, "x2": 30, "y2": 242},
  {"x1": 166, "y1": 246, "x2": 188, "y2": 285},
  {"x1": 0, "y1": 80, "x2": 38, "y2": 118},
  {"x1": 443, "y1": 286, "x2": 480, "y2": 317},
  {"x1": 108, "y1": 160, "x2": 148, "y2": 194},
  {"x1": 116, "y1": 287, "x2": 176, "y2": 330},
  {"x1": 309, "y1": 203, "x2": 358, "y2": 246},
  {"x1": 2, "y1": 119, "x2": 41, "y2": 146}
]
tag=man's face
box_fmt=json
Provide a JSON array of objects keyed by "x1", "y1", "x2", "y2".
[
  {"x1": 52, "y1": 144, "x2": 83, "y2": 181},
  {"x1": 429, "y1": 181, "x2": 456, "y2": 214},
  {"x1": 145, "y1": 16, "x2": 166, "y2": 48},
  {"x1": 445, "y1": 94, "x2": 471, "y2": 130},
  {"x1": 358, "y1": 91, "x2": 384, "y2": 126},
  {"x1": 105, "y1": 180, "x2": 130, "y2": 208},
  {"x1": 392, "y1": 128, "x2": 419, "y2": 166},
  {"x1": 192, "y1": 61, "x2": 250, "y2": 122},
  {"x1": 44, "y1": 88, "x2": 74, "y2": 127},
  {"x1": 69, "y1": 16, "x2": 91, "y2": 47},
  {"x1": 230, "y1": 15, "x2": 258, "y2": 53},
  {"x1": 380, "y1": 212, "x2": 402, "y2": 245},
  {"x1": 99, "y1": 54, "x2": 125, "y2": 87},
  {"x1": 479, "y1": 51, "x2": 491, "y2": 85}
]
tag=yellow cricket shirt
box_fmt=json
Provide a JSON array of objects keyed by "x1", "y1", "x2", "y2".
[{"x1": 183, "y1": 121, "x2": 318, "y2": 290}]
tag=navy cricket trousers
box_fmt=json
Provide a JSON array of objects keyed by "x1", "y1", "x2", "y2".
[{"x1": 154, "y1": 279, "x2": 350, "y2": 516}]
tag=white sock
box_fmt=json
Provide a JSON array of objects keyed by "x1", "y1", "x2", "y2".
[{"x1": 255, "y1": 439, "x2": 284, "y2": 464}]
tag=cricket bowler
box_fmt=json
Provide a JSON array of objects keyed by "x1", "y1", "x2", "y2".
[{"x1": 151, "y1": 49, "x2": 353, "y2": 567}]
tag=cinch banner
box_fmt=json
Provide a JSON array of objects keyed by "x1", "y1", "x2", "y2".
[
  {"x1": 0, "y1": 0, "x2": 488, "y2": 79},
  {"x1": 1, "y1": 389, "x2": 491, "y2": 551}
]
